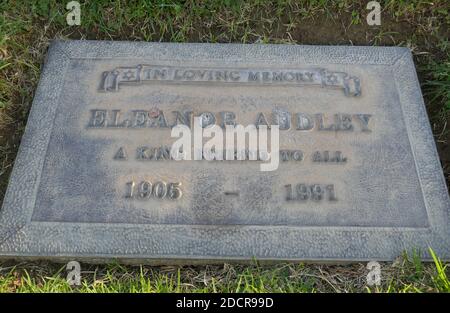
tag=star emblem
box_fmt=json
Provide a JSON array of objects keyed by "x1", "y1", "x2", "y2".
[
  {"x1": 122, "y1": 69, "x2": 135, "y2": 80},
  {"x1": 326, "y1": 74, "x2": 338, "y2": 84}
]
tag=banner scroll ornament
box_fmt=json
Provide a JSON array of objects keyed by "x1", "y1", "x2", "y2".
[{"x1": 100, "y1": 65, "x2": 361, "y2": 97}]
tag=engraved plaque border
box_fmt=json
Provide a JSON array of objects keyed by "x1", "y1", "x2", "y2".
[{"x1": 0, "y1": 40, "x2": 449, "y2": 262}]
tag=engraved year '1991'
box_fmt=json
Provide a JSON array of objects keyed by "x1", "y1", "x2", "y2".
[
  {"x1": 285, "y1": 184, "x2": 337, "y2": 201},
  {"x1": 125, "y1": 180, "x2": 182, "y2": 200}
]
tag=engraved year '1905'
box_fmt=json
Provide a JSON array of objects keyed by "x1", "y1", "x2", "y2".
[{"x1": 125, "y1": 180, "x2": 182, "y2": 200}]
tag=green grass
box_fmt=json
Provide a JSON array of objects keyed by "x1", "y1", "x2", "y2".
[
  {"x1": 0, "y1": 0, "x2": 449, "y2": 293},
  {"x1": 0, "y1": 250, "x2": 449, "y2": 293}
]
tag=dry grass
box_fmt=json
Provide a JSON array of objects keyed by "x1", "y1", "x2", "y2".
[{"x1": 0, "y1": 251, "x2": 448, "y2": 292}]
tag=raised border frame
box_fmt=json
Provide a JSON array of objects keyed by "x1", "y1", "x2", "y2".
[{"x1": 0, "y1": 40, "x2": 449, "y2": 262}]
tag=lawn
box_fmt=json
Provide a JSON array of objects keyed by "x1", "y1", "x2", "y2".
[
  {"x1": 0, "y1": 0, "x2": 449, "y2": 292},
  {"x1": 0, "y1": 250, "x2": 449, "y2": 292}
]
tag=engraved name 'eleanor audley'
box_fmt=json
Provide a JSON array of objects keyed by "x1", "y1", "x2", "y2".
[
  {"x1": 1, "y1": 41, "x2": 449, "y2": 263},
  {"x1": 86, "y1": 109, "x2": 373, "y2": 131}
]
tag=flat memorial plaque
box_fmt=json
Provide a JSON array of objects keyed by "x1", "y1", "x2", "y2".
[{"x1": 0, "y1": 40, "x2": 449, "y2": 262}]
